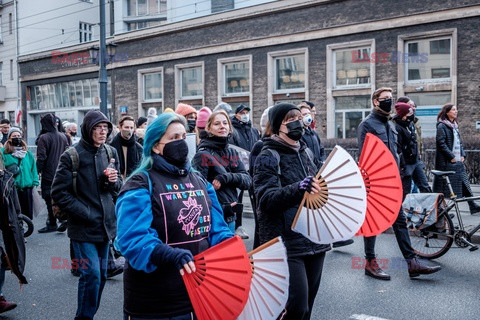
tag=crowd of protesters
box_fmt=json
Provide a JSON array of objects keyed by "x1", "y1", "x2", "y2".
[{"x1": 0, "y1": 90, "x2": 479, "y2": 319}]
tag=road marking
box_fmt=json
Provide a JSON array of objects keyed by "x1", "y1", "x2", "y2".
[{"x1": 350, "y1": 314, "x2": 390, "y2": 320}]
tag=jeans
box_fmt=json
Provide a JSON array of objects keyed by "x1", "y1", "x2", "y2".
[
  {"x1": 410, "y1": 161, "x2": 432, "y2": 193},
  {"x1": 124, "y1": 312, "x2": 195, "y2": 320},
  {"x1": 72, "y1": 240, "x2": 109, "y2": 320},
  {"x1": 364, "y1": 209, "x2": 416, "y2": 261},
  {"x1": 282, "y1": 252, "x2": 326, "y2": 320}
]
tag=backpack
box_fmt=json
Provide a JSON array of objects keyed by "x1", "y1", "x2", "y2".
[{"x1": 52, "y1": 145, "x2": 113, "y2": 220}]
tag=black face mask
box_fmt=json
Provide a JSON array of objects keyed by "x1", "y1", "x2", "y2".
[
  {"x1": 11, "y1": 138, "x2": 22, "y2": 146},
  {"x1": 70, "y1": 132, "x2": 77, "y2": 137},
  {"x1": 162, "y1": 139, "x2": 189, "y2": 167},
  {"x1": 285, "y1": 120, "x2": 304, "y2": 141},
  {"x1": 406, "y1": 114, "x2": 415, "y2": 122},
  {"x1": 187, "y1": 120, "x2": 196, "y2": 133},
  {"x1": 378, "y1": 99, "x2": 392, "y2": 113}
]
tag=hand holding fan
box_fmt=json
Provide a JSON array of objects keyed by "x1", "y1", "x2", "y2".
[
  {"x1": 182, "y1": 236, "x2": 252, "y2": 320},
  {"x1": 292, "y1": 145, "x2": 367, "y2": 244},
  {"x1": 356, "y1": 133, "x2": 403, "y2": 236},
  {"x1": 238, "y1": 237, "x2": 289, "y2": 320}
]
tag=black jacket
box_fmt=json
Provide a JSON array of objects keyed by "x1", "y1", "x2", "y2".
[
  {"x1": 253, "y1": 137, "x2": 330, "y2": 256},
  {"x1": 229, "y1": 117, "x2": 260, "y2": 152},
  {"x1": 393, "y1": 116, "x2": 419, "y2": 168},
  {"x1": 300, "y1": 127, "x2": 325, "y2": 167},
  {"x1": 109, "y1": 133, "x2": 143, "y2": 178},
  {"x1": 357, "y1": 110, "x2": 399, "y2": 166},
  {"x1": 192, "y1": 136, "x2": 251, "y2": 206},
  {"x1": 36, "y1": 114, "x2": 69, "y2": 184},
  {"x1": 51, "y1": 111, "x2": 121, "y2": 242}
]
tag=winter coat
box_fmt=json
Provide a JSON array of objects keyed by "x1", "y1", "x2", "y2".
[
  {"x1": 229, "y1": 117, "x2": 260, "y2": 152},
  {"x1": 192, "y1": 136, "x2": 251, "y2": 222},
  {"x1": 432, "y1": 122, "x2": 468, "y2": 197},
  {"x1": 393, "y1": 117, "x2": 419, "y2": 168},
  {"x1": 51, "y1": 111, "x2": 121, "y2": 242},
  {"x1": 253, "y1": 137, "x2": 330, "y2": 256},
  {"x1": 300, "y1": 126, "x2": 325, "y2": 167},
  {"x1": 0, "y1": 170, "x2": 27, "y2": 284},
  {"x1": 36, "y1": 114, "x2": 69, "y2": 184},
  {"x1": 1, "y1": 149, "x2": 39, "y2": 190},
  {"x1": 357, "y1": 110, "x2": 399, "y2": 166},
  {"x1": 109, "y1": 133, "x2": 143, "y2": 179}
]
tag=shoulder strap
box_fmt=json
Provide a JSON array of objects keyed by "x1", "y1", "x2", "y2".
[
  {"x1": 65, "y1": 147, "x2": 79, "y2": 196},
  {"x1": 104, "y1": 144, "x2": 113, "y2": 161}
]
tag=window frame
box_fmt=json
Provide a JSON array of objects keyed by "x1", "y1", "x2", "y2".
[
  {"x1": 79, "y1": 22, "x2": 94, "y2": 43},
  {"x1": 217, "y1": 55, "x2": 252, "y2": 107},
  {"x1": 326, "y1": 39, "x2": 376, "y2": 139},
  {"x1": 175, "y1": 62, "x2": 204, "y2": 106},
  {"x1": 137, "y1": 67, "x2": 164, "y2": 117}
]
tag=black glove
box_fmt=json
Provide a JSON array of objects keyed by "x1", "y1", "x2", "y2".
[
  {"x1": 299, "y1": 176, "x2": 314, "y2": 193},
  {"x1": 214, "y1": 174, "x2": 228, "y2": 186},
  {"x1": 151, "y1": 244, "x2": 194, "y2": 271}
]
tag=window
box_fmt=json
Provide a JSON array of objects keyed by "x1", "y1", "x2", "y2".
[
  {"x1": 8, "y1": 111, "x2": 15, "y2": 124},
  {"x1": 212, "y1": 0, "x2": 234, "y2": 13},
  {"x1": 405, "y1": 37, "x2": 451, "y2": 82},
  {"x1": 274, "y1": 55, "x2": 305, "y2": 91},
  {"x1": 128, "y1": 0, "x2": 167, "y2": 16},
  {"x1": 9, "y1": 13, "x2": 12, "y2": 35},
  {"x1": 79, "y1": 22, "x2": 93, "y2": 43},
  {"x1": 407, "y1": 91, "x2": 451, "y2": 138},
  {"x1": 180, "y1": 67, "x2": 203, "y2": 98},
  {"x1": 9, "y1": 60, "x2": 13, "y2": 81},
  {"x1": 0, "y1": 16, "x2": 3, "y2": 43},
  {"x1": 144, "y1": 72, "x2": 163, "y2": 101},
  {"x1": 326, "y1": 40, "x2": 375, "y2": 139},
  {"x1": 0, "y1": 62, "x2": 3, "y2": 85},
  {"x1": 334, "y1": 95, "x2": 371, "y2": 139},
  {"x1": 218, "y1": 56, "x2": 252, "y2": 109}
]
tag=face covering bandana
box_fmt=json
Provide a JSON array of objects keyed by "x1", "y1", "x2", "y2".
[
  {"x1": 163, "y1": 139, "x2": 189, "y2": 167},
  {"x1": 285, "y1": 120, "x2": 304, "y2": 141},
  {"x1": 11, "y1": 138, "x2": 23, "y2": 146},
  {"x1": 378, "y1": 99, "x2": 393, "y2": 113},
  {"x1": 121, "y1": 129, "x2": 133, "y2": 140},
  {"x1": 187, "y1": 120, "x2": 197, "y2": 133},
  {"x1": 240, "y1": 114, "x2": 250, "y2": 123}
]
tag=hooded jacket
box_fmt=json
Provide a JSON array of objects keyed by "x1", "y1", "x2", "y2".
[
  {"x1": 229, "y1": 116, "x2": 260, "y2": 152},
  {"x1": 253, "y1": 137, "x2": 330, "y2": 256},
  {"x1": 36, "y1": 114, "x2": 69, "y2": 183},
  {"x1": 52, "y1": 110, "x2": 121, "y2": 242}
]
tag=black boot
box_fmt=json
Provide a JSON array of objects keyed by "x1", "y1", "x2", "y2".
[
  {"x1": 332, "y1": 239, "x2": 354, "y2": 248},
  {"x1": 408, "y1": 257, "x2": 441, "y2": 278},
  {"x1": 365, "y1": 258, "x2": 390, "y2": 280},
  {"x1": 468, "y1": 201, "x2": 480, "y2": 215}
]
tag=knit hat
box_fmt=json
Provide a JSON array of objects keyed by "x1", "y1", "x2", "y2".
[
  {"x1": 395, "y1": 102, "x2": 413, "y2": 119},
  {"x1": 196, "y1": 107, "x2": 212, "y2": 129},
  {"x1": 137, "y1": 117, "x2": 147, "y2": 128},
  {"x1": 147, "y1": 107, "x2": 157, "y2": 117},
  {"x1": 8, "y1": 127, "x2": 22, "y2": 138},
  {"x1": 175, "y1": 103, "x2": 197, "y2": 117},
  {"x1": 270, "y1": 103, "x2": 300, "y2": 134},
  {"x1": 213, "y1": 102, "x2": 233, "y2": 116},
  {"x1": 163, "y1": 108, "x2": 174, "y2": 113},
  {"x1": 260, "y1": 106, "x2": 274, "y2": 134}
]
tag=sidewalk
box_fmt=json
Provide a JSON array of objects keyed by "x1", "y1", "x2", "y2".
[{"x1": 241, "y1": 184, "x2": 480, "y2": 244}]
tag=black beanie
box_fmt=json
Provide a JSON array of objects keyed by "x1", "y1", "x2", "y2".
[{"x1": 270, "y1": 103, "x2": 300, "y2": 134}]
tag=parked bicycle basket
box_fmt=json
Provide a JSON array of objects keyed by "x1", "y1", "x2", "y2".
[{"x1": 403, "y1": 193, "x2": 446, "y2": 230}]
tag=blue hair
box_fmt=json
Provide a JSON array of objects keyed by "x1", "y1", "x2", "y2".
[{"x1": 129, "y1": 112, "x2": 186, "y2": 180}]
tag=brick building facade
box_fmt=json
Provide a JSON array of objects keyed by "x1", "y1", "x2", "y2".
[{"x1": 18, "y1": 0, "x2": 480, "y2": 144}]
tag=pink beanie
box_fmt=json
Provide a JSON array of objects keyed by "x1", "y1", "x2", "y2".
[
  {"x1": 196, "y1": 107, "x2": 212, "y2": 129},
  {"x1": 175, "y1": 103, "x2": 197, "y2": 117}
]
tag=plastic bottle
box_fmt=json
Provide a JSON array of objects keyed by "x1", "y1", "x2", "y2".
[{"x1": 104, "y1": 158, "x2": 116, "y2": 176}]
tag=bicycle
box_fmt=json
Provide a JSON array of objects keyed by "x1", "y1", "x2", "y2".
[
  {"x1": 18, "y1": 214, "x2": 34, "y2": 238},
  {"x1": 408, "y1": 170, "x2": 480, "y2": 259}
]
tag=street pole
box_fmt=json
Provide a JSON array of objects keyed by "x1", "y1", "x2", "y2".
[{"x1": 99, "y1": 0, "x2": 108, "y2": 118}]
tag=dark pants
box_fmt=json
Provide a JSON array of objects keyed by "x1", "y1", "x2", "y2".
[
  {"x1": 17, "y1": 187, "x2": 34, "y2": 220},
  {"x1": 72, "y1": 240, "x2": 109, "y2": 320},
  {"x1": 408, "y1": 161, "x2": 432, "y2": 193},
  {"x1": 41, "y1": 182, "x2": 57, "y2": 226},
  {"x1": 282, "y1": 252, "x2": 326, "y2": 320},
  {"x1": 364, "y1": 209, "x2": 416, "y2": 261}
]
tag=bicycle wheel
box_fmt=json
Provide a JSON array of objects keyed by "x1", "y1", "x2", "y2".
[
  {"x1": 18, "y1": 214, "x2": 34, "y2": 238},
  {"x1": 408, "y1": 212, "x2": 454, "y2": 260}
]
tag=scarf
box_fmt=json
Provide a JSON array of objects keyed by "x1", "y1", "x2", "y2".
[
  {"x1": 271, "y1": 134, "x2": 301, "y2": 153},
  {"x1": 440, "y1": 118, "x2": 458, "y2": 129},
  {"x1": 110, "y1": 133, "x2": 139, "y2": 177},
  {"x1": 12, "y1": 147, "x2": 27, "y2": 159}
]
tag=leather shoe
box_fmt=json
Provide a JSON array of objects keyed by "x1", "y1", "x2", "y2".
[
  {"x1": 365, "y1": 259, "x2": 390, "y2": 280},
  {"x1": 469, "y1": 203, "x2": 480, "y2": 215},
  {"x1": 107, "y1": 266, "x2": 124, "y2": 279},
  {"x1": 38, "y1": 225, "x2": 57, "y2": 233},
  {"x1": 408, "y1": 257, "x2": 442, "y2": 278},
  {"x1": 332, "y1": 239, "x2": 354, "y2": 248},
  {"x1": 57, "y1": 221, "x2": 68, "y2": 232}
]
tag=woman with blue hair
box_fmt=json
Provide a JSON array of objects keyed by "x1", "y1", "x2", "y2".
[{"x1": 115, "y1": 113, "x2": 233, "y2": 319}]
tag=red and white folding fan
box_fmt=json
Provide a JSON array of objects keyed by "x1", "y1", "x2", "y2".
[
  {"x1": 238, "y1": 237, "x2": 289, "y2": 320},
  {"x1": 356, "y1": 133, "x2": 403, "y2": 236},
  {"x1": 182, "y1": 235, "x2": 252, "y2": 320},
  {"x1": 292, "y1": 145, "x2": 367, "y2": 244}
]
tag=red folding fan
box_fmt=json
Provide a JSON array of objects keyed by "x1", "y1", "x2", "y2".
[
  {"x1": 183, "y1": 235, "x2": 252, "y2": 320},
  {"x1": 356, "y1": 133, "x2": 403, "y2": 237}
]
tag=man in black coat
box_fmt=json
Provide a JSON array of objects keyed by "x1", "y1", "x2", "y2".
[
  {"x1": 229, "y1": 104, "x2": 260, "y2": 152},
  {"x1": 36, "y1": 113, "x2": 69, "y2": 233},
  {"x1": 298, "y1": 102, "x2": 325, "y2": 166},
  {"x1": 52, "y1": 110, "x2": 122, "y2": 320},
  {"x1": 109, "y1": 115, "x2": 143, "y2": 181},
  {"x1": 358, "y1": 87, "x2": 441, "y2": 280}
]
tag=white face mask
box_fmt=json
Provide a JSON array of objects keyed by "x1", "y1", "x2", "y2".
[
  {"x1": 303, "y1": 114, "x2": 312, "y2": 127},
  {"x1": 240, "y1": 114, "x2": 250, "y2": 123}
]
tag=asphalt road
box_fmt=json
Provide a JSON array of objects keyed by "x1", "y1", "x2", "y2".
[{"x1": 2, "y1": 212, "x2": 479, "y2": 320}]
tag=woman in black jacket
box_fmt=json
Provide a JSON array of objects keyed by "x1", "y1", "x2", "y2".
[
  {"x1": 192, "y1": 111, "x2": 252, "y2": 232},
  {"x1": 253, "y1": 103, "x2": 329, "y2": 320},
  {"x1": 432, "y1": 103, "x2": 480, "y2": 213}
]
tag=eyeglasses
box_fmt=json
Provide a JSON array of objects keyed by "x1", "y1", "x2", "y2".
[{"x1": 93, "y1": 125, "x2": 109, "y2": 132}]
